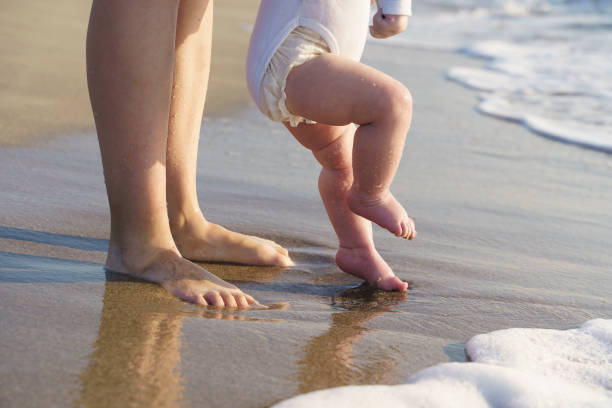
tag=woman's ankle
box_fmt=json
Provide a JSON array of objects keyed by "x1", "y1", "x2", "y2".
[{"x1": 168, "y1": 205, "x2": 209, "y2": 234}]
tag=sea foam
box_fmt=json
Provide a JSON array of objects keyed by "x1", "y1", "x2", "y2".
[
  {"x1": 446, "y1": 37, "x2": 612, "y2": 152},
  {"x1": 272, "y1": 319, "x2": 612, "y2": 408}
]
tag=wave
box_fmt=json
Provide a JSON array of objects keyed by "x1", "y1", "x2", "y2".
[{"x1": 372, "y1": 0, "x2": 612, "y2": 153}]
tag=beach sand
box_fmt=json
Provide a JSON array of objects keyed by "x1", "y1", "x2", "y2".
[
  {"x1": 0, "y1": 0, "x2": 256, "y2": 146},
  {"x1": 1, "y1": 2, "x2": 612, "y2": 408}
]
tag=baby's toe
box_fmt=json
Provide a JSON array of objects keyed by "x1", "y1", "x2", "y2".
[
  {"x1": 390, "y1": 223, "x2": 403, "y2": 237},
  {"x1": 378, "y1": 276, "x2": 408, "y2": 291}
]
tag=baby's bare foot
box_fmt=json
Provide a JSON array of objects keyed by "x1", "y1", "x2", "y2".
[
  {"x1": 106, "y1": 244, "x2": 258, "y2": 307},
  {"x1": 335, "y1": 245, "x2": 408, "y2": 291},
  {"x1": 347, "y1": 188, "x2": 416, "y2": 239},
  {"x1": 170, "y1": 211, "x2": 293, "y2": 266}
]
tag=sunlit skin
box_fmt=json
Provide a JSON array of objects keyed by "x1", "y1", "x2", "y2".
[
  {"x1": 281, "y1": 7, "x2": 416, "y2": 291},
  {"x1": 86, "y1": 0, "x2": 292, "y2": 308},
  {"x1": 369, "y1": 3, "x2": 410, "y2": 39}
]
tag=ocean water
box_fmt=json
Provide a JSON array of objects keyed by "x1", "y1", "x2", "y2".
[
  {"x1": 273, "y1": 319, "x2": 612, "y2": 407},
  {"x1": 377, "y1": 0, "x2": 612, "y2": 152}
]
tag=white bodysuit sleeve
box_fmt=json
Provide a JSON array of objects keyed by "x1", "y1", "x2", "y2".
[{"x1": 377, "y1": 0, "x2": 412, "y2": 15}]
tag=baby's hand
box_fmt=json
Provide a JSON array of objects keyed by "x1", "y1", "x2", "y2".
[{"x1": 370, "y1": 8, "x2": 409, "y2": 39}]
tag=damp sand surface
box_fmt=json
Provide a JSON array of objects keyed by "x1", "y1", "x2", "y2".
[{"x1": 1, "y1": 45, "x2": 612, "y2": 407}]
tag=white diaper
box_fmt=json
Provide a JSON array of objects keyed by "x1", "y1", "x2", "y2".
[{"x1": 259, "y1": 26, "x2": 330, "y2": 127}]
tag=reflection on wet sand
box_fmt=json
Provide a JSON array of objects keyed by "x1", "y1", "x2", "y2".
[
  {"x1": 77, "y1": 278, "x2": 186, "y2": 408},
  {"x1": 77, "y1": 262, "x2": 407, "y2": 406},
  {"x1": 77, "y1": 272, "x2": 285, "y2": 408},
  {"x1": 297, "y1": 286, "x2": 408, "y2": 394}
]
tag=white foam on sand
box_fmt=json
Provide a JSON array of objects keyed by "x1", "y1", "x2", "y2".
[{"x1": 272, "y1": 319, "x2": 612, "y2": 408}]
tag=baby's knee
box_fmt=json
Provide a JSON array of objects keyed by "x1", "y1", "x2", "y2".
[
  {"x1": 378, "y1": 82, "x2": 412, "y2": 123},
  {"x1": 313, "y1": 134, "x2": 352, "y2": 172}
]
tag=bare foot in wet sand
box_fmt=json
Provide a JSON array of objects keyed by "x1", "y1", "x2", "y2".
[
  {"x1": 347, "y1": 188, "x2": 416, "y2": 239},
  {"x1": 169, "y1": 210, "x2": 294, "y2": 266},
  {"x1": 335, "y1": 245, "x2": 408, "y2": 291},
  {"x1": 106, "y1": 243, "x2": 259, "y2": 308}
]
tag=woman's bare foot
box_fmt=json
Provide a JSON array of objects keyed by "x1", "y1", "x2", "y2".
[
  {"x1": 170, "y1": 210, "x2": 294, "y2": 266},
  {"x1": 106, "y1": 242, "x2": 258, "y2": 307},
  {"x1": 347, "y1": 188, "x2": 416, "y2": 239},
  {"x1": 335, "y1": 245, "x2": 408, "y2": 291}
]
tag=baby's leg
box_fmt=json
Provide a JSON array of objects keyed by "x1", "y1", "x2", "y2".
[
  {"x1": 286, "y1": 122, "x2": 407, "y2": 291},
  {"x1": 285, "y1": 54, "x2": 416, "y2": 239}
]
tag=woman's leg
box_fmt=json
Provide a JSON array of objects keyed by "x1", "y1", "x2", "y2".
[
  {"x1": 285, "y1": 54, "x2": 416, "y2": 239},
  {"x1": 87, "y1": 0, "x2": 256, "y2": 307},
  {"x1": 165, "y1": 0, "x2": 292, "y2": 267},
  {"x1": 285, "y1": 123, "x2": 408, "y2": 291}
]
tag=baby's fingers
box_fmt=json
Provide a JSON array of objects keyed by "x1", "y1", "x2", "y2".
[{"x1": 370, "y1": 10, "x2": 409, "y2": 38}]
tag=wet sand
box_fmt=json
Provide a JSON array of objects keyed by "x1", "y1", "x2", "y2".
[
  {"x1": 0, "y1": 0, "x2": 257, "y2": 146},
  {"x1": 2, "y1": 11, "x2": 612, "y2": 408}
]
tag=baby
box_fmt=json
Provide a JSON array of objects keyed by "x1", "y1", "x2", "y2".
[{"x1": 246, "y1": 0, "x2": 415, "y2": 291}]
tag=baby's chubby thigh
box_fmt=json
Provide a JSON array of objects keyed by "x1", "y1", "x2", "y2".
[{"x1": 286, "y1": 54, "x2": 411, "y2": 128}]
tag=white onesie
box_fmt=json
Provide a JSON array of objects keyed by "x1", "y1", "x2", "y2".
[{"x1": 246, "y1": 0, "x2": 413, "y2": 125}]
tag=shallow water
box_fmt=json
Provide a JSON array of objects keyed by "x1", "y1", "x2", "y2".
[{"x1": 1, "y1": 45, "x2": 611, "y2": 407}]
